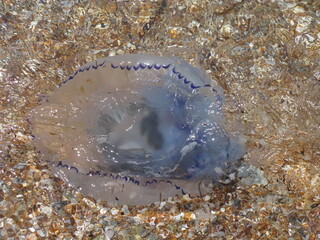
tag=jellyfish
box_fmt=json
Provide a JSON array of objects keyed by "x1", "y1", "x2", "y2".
[{"x1": 30, "y1": 54, "x2": 244, "y2": 205}]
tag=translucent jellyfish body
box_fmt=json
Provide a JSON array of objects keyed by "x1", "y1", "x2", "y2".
[{"x1": 30, "y1": 54, "x2": 244, "y2": 205}]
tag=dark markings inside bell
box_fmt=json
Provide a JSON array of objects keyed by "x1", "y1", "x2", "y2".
[{"x1": 140, "y1": 111, "x2": 164, "y2": 149}]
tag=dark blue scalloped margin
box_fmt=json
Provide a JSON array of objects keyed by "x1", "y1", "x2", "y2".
[
  {"x1": 59, "y1": 59, "x2": 214, "y2": 91},
  {"x1": 55, "y1": 160, "x2": 186, "y2": 195}
]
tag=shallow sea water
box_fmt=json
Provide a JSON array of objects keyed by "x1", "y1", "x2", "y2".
[{"x1": 0, "y1": 0, "x2": 319, "y2": 239}]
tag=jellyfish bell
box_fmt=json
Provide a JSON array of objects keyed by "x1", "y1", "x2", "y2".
[{"x1": 30, "y1": 54, "x2": 244, "y2": 205}]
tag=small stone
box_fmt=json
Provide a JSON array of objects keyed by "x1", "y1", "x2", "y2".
[
  {"x1": 99, "y1": 207, "x2": 107, "y2": 215},
  {"x1": 181, "y1": 224, "x2": 188, "y2": 231},
  {"x1": 159, "y1": 201, "x2": 166, "y2": 210},
  {"x1": 149, "y1": 217, "x2": 156, "y2": 226},
  {"x1": 40, "y1": 205, "x2": 52, "y2": 215},
  {"x1": 110, "y1": 208, "x2": 119, "y2": 216},
  {"x1": 26, "y1": 233, "x2": 37, "y2": 240},
  {"x1": 293, "y1": 6, "x2": 305, "y2": 13},
  {"x1": 104, "y1": 226, "x2": 115, "y2": 240},
  {"x1": 185, "y1": 212, "x2": 196, "y2": 220},
  {"x1": 173, "y1": 213, "x2": 184, "y2": 221},
  {"x1": 121, "y1": 205, "x2": 130, "y2": 215},
  {"x1": 203, "y1": 195, "x2": 210, "y2": 201},
  {"x1": 36, "y1": 230, "x2": 45, "y2": 238},
  {"x1": 182, "y1": 194, "x2": 192, "y2": 201}
]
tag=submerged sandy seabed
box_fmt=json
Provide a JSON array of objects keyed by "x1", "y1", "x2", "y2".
[{"x1": 0, "y1": 0, "x2": 319, "y2": 239}]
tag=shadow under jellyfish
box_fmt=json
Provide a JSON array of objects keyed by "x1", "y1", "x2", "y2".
[{"x1": 30, "y1": 54, "x2": 245, "y2": 205}]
